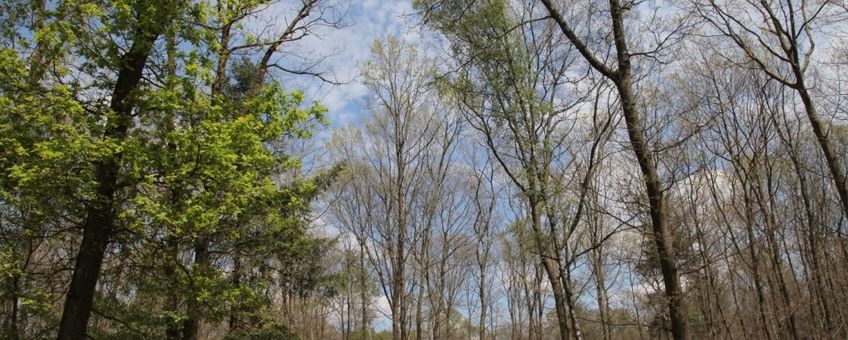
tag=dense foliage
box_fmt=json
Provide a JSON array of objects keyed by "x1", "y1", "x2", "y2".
[{"x1": 0, "y1": 0, "x2": 341, "y2": 339}]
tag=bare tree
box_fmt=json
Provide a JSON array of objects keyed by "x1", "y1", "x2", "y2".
[
  {"x1": 539, "y1": 1, "x2": 693, "y2": 338},
  {"x1": 330, "y1": 36, "x2": 446, "y2": 340},
  {"x1": 693, "y1": 0, "x2": 848, "y2": 219}
]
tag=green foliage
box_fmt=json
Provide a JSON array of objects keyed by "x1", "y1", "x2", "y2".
[{"x1": 0, "y1": 0, "x2": 340, "y2": 338}]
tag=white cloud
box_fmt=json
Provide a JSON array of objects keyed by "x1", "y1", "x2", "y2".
[
  {"x1": 284, "y1": 0, "x2": 421, "y2": 126},
  {"x1": 372, "y1": 295, "x2": 393, "y2": 331}
]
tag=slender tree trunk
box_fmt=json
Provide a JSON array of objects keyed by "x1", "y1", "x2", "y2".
[
  {"x1": 753, "y1": 170, "x2": 799, "y2": 340},
  {"x1": 183, "y1": 13, "x2": 236, "y2": 335},
  {"x1": 433, "y1": 258, "x2": 448, "y2": 339},
  {"x1": 592, "y1": 247, "x2": 611, "y2": 340},
  {"x1": 415, "y1": 284, "x2": 424, "y2": 340},
  {"x1": 529, "y1": 201, "x2": 571, "y2": 340},
  {"x1": 27, "y1": 0, "x2": 47, "y2": 85},
  {"x1": 743, "y1": 188, "x2": 773, "y2": 340},
  {"x1": 394, "y1": 120, "x2": 409, "y2": 340},
  {"x1": 526, "y1": 261, "x2": 539, "y2": 340},
  {"x1": 360, "y1": 242, "x2": 368, "y2": 338},
  {"x1": 610, "y1": 46, "x2": 688, "y2": 340},
  {"x1": 228, "y1": 256, "x2": 242, "y2": 332},
  {"x1": 345, "y1": 262, "x2": 352, "y2": 340},
  {"x1": 6, "y1": 272, "x2": 19, "y2": 340},
  {"x1": 163, "y1": 29, "x2": 183, "y2": 340},
  {"x1": 478, "y1": 260, "x2": 487, "y2": 340},
  {"x1": 562, "y1": 268, "x2": 583, "y2": 340},
  {"x1": 535, "y1": 269, "x2": 544, "y2": 340},
  {"x1": 610, "y1": 0, "x2": 688, "y2": 335},
  {"x1": 787, "y1": 145, "x2": 835, "y2": 334},
  {"x1": 165, "y1": 237, "x2": 181, "y2": 340}
]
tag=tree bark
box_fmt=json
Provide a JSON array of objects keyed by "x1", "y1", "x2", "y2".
[
  {"x1": 360, "y1": 242, "x2": 368, "y2": 337},
  {"x1": 539, "y1": 0, "x2": 689, "y2": 337},
  {"x1": 795, "y1": 84, "x2": 848, "y2": 219},
  {"x1": 529, "y1": 200, "x2": 571, "y2": 340},
  {"x1": 182, "y1": 238, "x2": 209, "y2": 340},
  {"x1": 607, "y1": 7, "x2": 689, "y2": 339},
  {"x1": 57, "y1": 14, "x2": 167, "y2": 339}
]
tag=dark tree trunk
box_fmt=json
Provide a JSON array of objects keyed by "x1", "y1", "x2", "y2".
[
  {"x1": 791, "y1": 54, "x2": 848, "y2": 221},
  {"x1": 539, "y1": 0, "x2": 689, "y2": 338},
  {"x1": 606, "y1": 9, "x2": 689, "y2": 338},
  {"x1": 183, "y1": 238, "x2": 209, "y2": 340},
  {"x1": 57, "y1": 18, "x2": 166, "y2": 340},
  {"x1": 165, "y1": 236, "x2": 181, "y2": 340}
]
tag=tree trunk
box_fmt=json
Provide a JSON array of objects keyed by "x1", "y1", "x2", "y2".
[
  {"x1": 529, "y1": 200, "x2": 571, "y2": 340},
  {"x1": 592, "y1": 247, "x2": 611, "y2": 340},
  {"x1": 415, "y1": 284, "x2": 424, "y2": 340},
  {"x1": 539, "y1": 0, "x2": 688, "y2": 337},
  {"x1": 182, "y1": 238, "x2": 209, "y2": 340},
  {"x1": 57, "y1": 17, "x2": 166, "y2": 340},
  {"x1": 6, "y1": 272, "x2": 19, "y2": 340},
  {"x1": 165, "y1": 237, "x2": 182, "y2": 340},
  {"x1": 27, "y1": 0, "x2": 48, "y2": 85},
  {"x1": 613, "y1": 62, "x2": 688, "y2": 340},
  {"x1": 792, "y1": 62, "x2": 848, "y2": 220},
  {"x1": 478, "y1": 262, "x2": 487, "y2": 340},
  {"x1": 360, "y1": 242, "x2": 368, "y2": 337}
]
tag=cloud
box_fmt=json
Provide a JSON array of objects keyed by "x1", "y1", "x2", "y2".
[
  {"x1": 277, "y1": 0, "x2": 422, "y2": 128},
  {"x1": 372, "y1": 295, "x2": 393, "y2": 331}
]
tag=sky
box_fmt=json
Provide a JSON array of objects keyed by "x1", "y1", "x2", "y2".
[
  {"x1": 262, "y1": 0, "x2": 425, "y2": 329},
  {"x1": 267, "y1": 0, "x2": 424, "y2": 129},
  {"x1": 253, "y1": 0, "x2": 708, "y2": 331}
]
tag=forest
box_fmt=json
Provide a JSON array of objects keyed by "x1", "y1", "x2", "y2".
[{"x1": 1, "y1": 0, "x2": 848, "y2": 339}]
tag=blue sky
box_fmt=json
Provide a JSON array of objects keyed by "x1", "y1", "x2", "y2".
[
  {"x1": 269, "y1": 0, "x2": 423, "y2": 130},
  {"x1": 265, "y1": 0, "x2": 425, "y2": 328}
]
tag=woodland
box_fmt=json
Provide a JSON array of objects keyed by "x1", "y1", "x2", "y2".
[{"x1": 2, "y1": 0, "x2": 848, "y2": 339}]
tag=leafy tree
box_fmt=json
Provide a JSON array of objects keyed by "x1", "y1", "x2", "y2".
[{"x1": 0, "y1": 0, "x2": 341, "y2": 338}]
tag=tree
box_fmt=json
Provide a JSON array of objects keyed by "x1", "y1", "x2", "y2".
[
  {"x1": 57, "y1": 2, "x2": 182, "y2": 338},
  {"x1": 331, "y1": 36, "x2": 442, "y2": 340},
  {"x1": 693, "y1": 0, "x2": 848, "y2": 220},
  {"x1": 538, "y1": 1, "x2": 693, "y2": 338},
  {"x1": 0, "y1": 0, "x2": 341, "y2": 338},
  {"x1": 417, "y1": 1, "x2": 622, "y2": 338}
]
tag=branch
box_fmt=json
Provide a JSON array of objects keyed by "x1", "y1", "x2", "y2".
[{"x1": 540, "y1": 0, "x2": 616, "y2": 78}]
